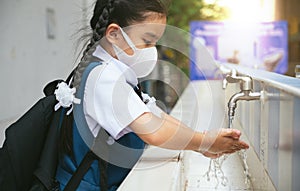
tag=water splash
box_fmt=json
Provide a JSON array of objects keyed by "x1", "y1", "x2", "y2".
[
  {"x1": 238, "y1": 150, "x2": 251, "y2": 188},
  {"x1": 203, "y1": 155, "x2": 229, "y2": 189},
  {"x1": 228, "y1": 113, "x2": 251, "y2": 187},
  {"x1": 203, "y1": 151, "x2": 251, "y2": 189},
  {"x1": 202, "y1": 117, "x2": 252, "y2": 189}
]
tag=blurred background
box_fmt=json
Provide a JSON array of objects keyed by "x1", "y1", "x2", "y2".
[{"x1": 149, "y1": 0, "x2": 300, "y2": 112}]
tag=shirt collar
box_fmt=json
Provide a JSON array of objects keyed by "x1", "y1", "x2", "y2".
[{"x1": 92, "y1": 45, "x2": 138, "y2": 86}]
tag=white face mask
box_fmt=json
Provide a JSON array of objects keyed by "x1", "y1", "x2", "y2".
[{"x1": 112, "y1": 28, "x2": 158, "y2": 78}]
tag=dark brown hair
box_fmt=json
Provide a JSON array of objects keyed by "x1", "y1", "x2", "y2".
[{"x1": 61, "y1": 0, "x2": 168, "y2": 157}]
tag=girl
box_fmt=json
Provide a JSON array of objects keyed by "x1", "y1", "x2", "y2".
[{"x1": 56, "y1": 0, "x2": 249, "y2": 190}]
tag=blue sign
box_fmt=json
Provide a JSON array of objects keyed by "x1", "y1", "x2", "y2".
[{"x1": 190, "y1": 21, "x2": 288, "y2": 80}]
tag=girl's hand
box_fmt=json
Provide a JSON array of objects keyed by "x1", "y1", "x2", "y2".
[
  {"x1": 200, "y1": 151, "x2": 222, "y2": 159},
  {"x1": 199, "y1": 128, "x2": 249, "y2": 154}
]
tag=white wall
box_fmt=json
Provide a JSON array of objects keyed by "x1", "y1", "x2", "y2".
[{"x1": 0, "y1": 0, "x2": 94, "y2": 145}]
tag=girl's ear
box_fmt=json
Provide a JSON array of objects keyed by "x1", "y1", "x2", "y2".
[{"x1": 105, "y1": 23, "x2": 120, "y2": 44}]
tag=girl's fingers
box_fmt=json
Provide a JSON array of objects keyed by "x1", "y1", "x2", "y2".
[
  {"x1": 229, "y1": 140, "x2": 249, "y2": 151},
  {"x1": 222, "y1": 129, "x2": 241, "y2": 139},
  {"x1": 201, "y1": 151, "x2": 222, "y2": 159}
]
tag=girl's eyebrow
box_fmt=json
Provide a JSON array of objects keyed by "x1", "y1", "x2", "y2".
[{"x1": 145, "y1": 32, "x2": 159, "y2": 40}]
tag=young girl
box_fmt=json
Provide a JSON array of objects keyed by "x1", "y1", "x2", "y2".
[{"x1": 55, "y1": 0, "x2": 249, "y2": 190}]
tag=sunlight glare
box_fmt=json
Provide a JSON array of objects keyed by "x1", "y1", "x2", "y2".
[{"x1": 216, "y1": 0, "x2": 275, "y2": 22}]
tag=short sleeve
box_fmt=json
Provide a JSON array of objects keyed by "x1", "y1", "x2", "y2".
[{"x1": 83, "y1": 64, "x2": 150, "y2": 139}]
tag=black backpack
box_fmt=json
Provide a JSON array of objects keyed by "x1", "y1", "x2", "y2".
[
  {"x1": 0, "y1": 61, "x2": 145, "y2": 191},
  {"x1": 0, "y1": 67, "x2": 102, "y2": 191},
  {"x1": 0, "y1": 78, "x2": 66, "y2": 191}
]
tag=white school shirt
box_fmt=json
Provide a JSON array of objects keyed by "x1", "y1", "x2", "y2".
[{"x1": 82, "y1": 45, "x2": 153, "y2": 140}]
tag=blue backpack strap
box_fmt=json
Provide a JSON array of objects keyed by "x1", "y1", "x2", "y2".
[
  {"x1": 70, "y1": 61, "x2": 145, "y2": 190},
  {"x1": 73, "y1": 62, "x2": 102, "y2": 150},
  {"x1": 72, "y1": 61, "x2": 144, "y2": 169},
  {"x1": 65, "y1": 62, "x2": 106, "y2": 191}
]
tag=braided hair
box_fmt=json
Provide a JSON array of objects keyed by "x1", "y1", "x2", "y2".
[
  {"x1": 59, "y1": 2, "x2": 168, "y2": 189},
  {"x1": 72, "y1": 0, "x2": 168, "y2": 89},
  {"x1": 60, "y1": 0, "x2": 168, "y2": 156},
  {"x1": 72, "y1": 0, "x2": 115, "y2": 89}
]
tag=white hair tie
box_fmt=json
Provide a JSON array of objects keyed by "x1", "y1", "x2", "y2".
[{"x1": 54, "y1": 81, "x2": 81, "y2": 115}]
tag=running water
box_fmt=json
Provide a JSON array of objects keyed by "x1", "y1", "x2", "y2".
[
  {"x1": 203, "y1": 117, "x2": 252, "y2": 189},
  {"x1": 228, "y1": 114, "x2": 251, "y2": 188},
  {"x1": 228, "y1": 116, "x2": 234, "y2": 129},
  {"x1": 238, "y1": 149, "x2": 251, "y2": 187},
  {"x1": 203, "y1": 154, "x2": 229, "y2": 188}
]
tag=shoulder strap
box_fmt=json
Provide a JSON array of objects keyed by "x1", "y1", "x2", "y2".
[
  {"x1": 73, "y1": 62, "x2": 103, "y2": 149},
  {"x1": 64, "y1": 62, "x2": 108, "y2": 191},
  {"x1": 63, "y1": 151, "x2": 99, "y2": 191}
]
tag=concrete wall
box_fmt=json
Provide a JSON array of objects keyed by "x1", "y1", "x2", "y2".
[{"x1": 0, "y1": 0, "x2": 94, "y2": 145}]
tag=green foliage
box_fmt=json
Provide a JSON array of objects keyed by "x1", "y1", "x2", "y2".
[
  {"x1": 162, "y1": 0, "x2": 228, "y2": 76},
  {"x1": 167, "y1": 0, "x2": 203, "y2": 31},
  {"x1": 167, "y1": 0, "x2": 228, "y2": 31}
]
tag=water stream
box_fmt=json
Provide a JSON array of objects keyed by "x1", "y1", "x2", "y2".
[
  {"x1": 203, "y1": 154, "x2": 229, "y2": 188},
  {"x1": 203, "y1": 118, "x2": 252, "y2": 189}
]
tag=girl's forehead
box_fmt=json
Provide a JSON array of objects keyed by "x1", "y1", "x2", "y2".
[
  {"x1": 125, "y1": 19, "x2": 166, "y2": 38},
  {"x1": 126, "y1": 11, "x2": 166, "y2": 30}
]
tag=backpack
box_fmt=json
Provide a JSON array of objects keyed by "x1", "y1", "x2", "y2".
[
  {"x1": 0, "y1": 78, "x2": 66, "y2": 191},
  {"x1": 0, "y1": 67, "x2": 97, "y2": 191},
  {"x1": 59, "y1": 62, "x2": 145, "y2": 191},
  {"x1": 0, "y1": 61, "x2": 145, "y2": 191}
]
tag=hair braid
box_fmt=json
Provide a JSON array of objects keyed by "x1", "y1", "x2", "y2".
[
  {"x1": 97, "y1": 0, "x2": 115, "y2": 39},
  {"x1": 60, "y1": 0, "x2": 168, "y2": 157},
  {"x1": 72, "y1": 0, "x2": 115, "y2": 89}
]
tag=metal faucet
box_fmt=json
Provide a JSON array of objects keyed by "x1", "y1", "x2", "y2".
[{"x1": 223, "y1": 69, "x2": 261, "y2": 128}]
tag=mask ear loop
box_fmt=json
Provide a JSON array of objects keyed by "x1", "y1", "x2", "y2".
[{"x1": 119, "y1": 27, "x2": 137, "y2": 51}]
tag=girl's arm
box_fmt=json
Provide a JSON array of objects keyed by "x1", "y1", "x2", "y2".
[{"x1": 129, "y1": 112, "x2": 249, "y2": 154}]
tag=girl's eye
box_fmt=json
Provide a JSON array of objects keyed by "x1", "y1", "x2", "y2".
[{"x1": 143, "y1": 39, "x2": 153, "y2": 46}]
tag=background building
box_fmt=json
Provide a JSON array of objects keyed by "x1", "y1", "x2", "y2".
[
  {"x1": 275, "y1": 0, "x2": 300, "y2": 76},
  {"x1": 0, "y1": 0, "x2": 94, "y2": 145}
]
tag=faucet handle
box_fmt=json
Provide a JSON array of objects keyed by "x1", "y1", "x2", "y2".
[
  {"x1": 225, "y1": 71, "x2": 253, "y2": 91},
  {"x1": 219, "y1": 65, "x2": 232, "y2": 75},
  {"x1": 222, "y1": 74, "x2": 242, "y2": 89},
  {"x1": 225, "y1": 74, "x2": 243, "y2": 83},
  {"x1": 222, "y1": 68, "x2": 237, "y2": 89}
]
